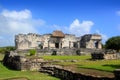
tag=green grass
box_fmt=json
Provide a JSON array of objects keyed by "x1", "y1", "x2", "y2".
[
  {"x1": 77, "y1": 59, "x2": 120, "y2": 72},
  {"x1": 43, "y1": 55, "x2": 120, "y2": 72},
  {"x1": 43, "y1": 55, "x2": 91, "y2": 60},
  {"x1": 0, "y1": 62, "x2": 59, "y2": 80},
  {"x1": 1, "y1": 53, "x2": 120, "y2": 79},
  {"x1": 59, "y1": 59, "x2": 120, "y2": 72}
]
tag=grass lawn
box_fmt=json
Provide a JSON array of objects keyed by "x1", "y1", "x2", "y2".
[
  {"x1": 56, "y1": 59, "x2": 120, "y2": 72},
  {"x1": 43, "y1": 55, "x2": 120, "y2": 72},
  {"x1": 77, "y1": 59, "x2": 120, "y2": 72},
  {"x1": 1, "y1": 53, "x2": 120, "y2": 79},
  {"x1": 43, "y1": 55, "x2": 91, "y2": 60},
  {"x1": 0, "y1": 54, "x2": 59, "y2": 80}
]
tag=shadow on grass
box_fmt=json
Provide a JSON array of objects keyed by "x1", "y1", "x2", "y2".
[{"x1": 103, "y1": 64, "x2": 120, "y2": 69}]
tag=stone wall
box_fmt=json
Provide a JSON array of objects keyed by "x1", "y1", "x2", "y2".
[
  {"x1": 15, "y1": 33, "x2": 79, "y2": 50},
  {"x1": 3, "y1": 52, "x2": 21, "y2": 70},
  {"x1": 91, "y1": 50, "x2": 118, "y2": 60},
  {"x1": 15, "y1": 33, "x2": 45, "y2": 50},
  {"x1": 3, "y1": 51, "x2": 46, "y2": 71},
  {"x1": 40, "y1": 65, "x2": 114, "y2": 80},
  {"x1": 15, "y1": 31, "x2": 102, "y2": 50},
  {"x1": 16, "y1": 48, "x2": 103, "y2": 56},
  {"x1": 3, "y1": 51, "x2": 120, "y2": 80},
  {"x1": 114, "y1": 69, "x2": 120, "y2": 80},
  {"x1": 80, "y1": 34, "x2": 102, "y2": 49}
]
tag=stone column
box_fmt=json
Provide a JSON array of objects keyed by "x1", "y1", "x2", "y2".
[
  {"x1": 69, "y1": 41, "x2": 71, "y2": 48},
  {"x1": 77, "y1": 42, "x2": 80, "y2": 48},
  {"x1": 59, "y1": 42, "x2": 61, "y2": 49},
  {"x1": 98, "y1": 41, "x2": 102, "y2": 49},
  {"x1": 48, "y1": 40, "x2": 50, "y2": 49}
]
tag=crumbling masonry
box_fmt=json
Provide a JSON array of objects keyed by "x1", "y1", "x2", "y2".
[{"x1": 15, "y1": 30, "x2": 102, "y2": 50}]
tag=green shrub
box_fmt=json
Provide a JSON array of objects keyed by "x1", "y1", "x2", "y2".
[{"x1": 29, "y1": 49, "x2": 36, "y2": 56}]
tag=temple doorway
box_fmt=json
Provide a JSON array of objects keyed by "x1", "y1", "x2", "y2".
[
  {"x1": 55, "y1": 43, "x2": 59, "y2": 48},
  {"x1": 94, "y1": 41, "x2": 98, "y2": 48}
]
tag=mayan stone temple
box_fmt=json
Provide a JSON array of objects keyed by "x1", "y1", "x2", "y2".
[{"x1": 15, "y1": 30, "x2": 102, "y2": 50}]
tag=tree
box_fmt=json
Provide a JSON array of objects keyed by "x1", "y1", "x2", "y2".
[{"x1": 105, "y1": 36, "x2": 120, "y2": 52}]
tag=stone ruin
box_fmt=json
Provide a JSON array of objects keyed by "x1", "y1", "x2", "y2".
[
  {"x1": 80, "y1": 34, "x2": 102, "y2": 49},
  {"x1": 40, "y1": 65, "x2": 114, "y2": 80},
  {"x1": 3, "y1": 51, "x2": 46, "y2": 71},
  {"x1": 14, "y1": 30, "x2": 103, "y2": 56},
  {"x1": 4, "y1": 30, "x2": 120, "y2": 79},
  {"x1": 91, "y1": 49, "x2": 118, "y2": 60},
  {"x1": 15, "y1": 30, "x2": 102, "y2": 51},
  {"x1": 1, "y1": 51, "x2": 116, "y2": 80},
  {"x1": 2, "y1": 51, "x2": 120, "y2": 80}
]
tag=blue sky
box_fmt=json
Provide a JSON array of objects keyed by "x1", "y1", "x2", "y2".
[{"x1": 0, "y1": 0, "x2": 120, "y2": 46}]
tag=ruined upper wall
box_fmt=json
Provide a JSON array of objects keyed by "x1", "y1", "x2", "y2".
[
  {"x1": 15, "y1": 31, "x2": 102, "y2": 50},
  {"x1": 15, "y1": 33, "x2": 44, "y2": 50},
  {"x1": 81, "y1": 34, "x2": 102, "y2": 41},
  {"x1": 90, "y1": 34, "x2": 102, "y2": 40},
  {"x1": 80, "y1": 34, "x2": 102, "y2": 49}
]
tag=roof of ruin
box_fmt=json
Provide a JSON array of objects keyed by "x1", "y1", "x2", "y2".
[{"x1": 51, "y1": 30, "x2": 65, "y2": 38}]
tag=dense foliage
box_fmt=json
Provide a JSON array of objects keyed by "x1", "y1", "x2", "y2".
[{"x1": 105, "y1": 36, "x2": 120, "y2": 51}]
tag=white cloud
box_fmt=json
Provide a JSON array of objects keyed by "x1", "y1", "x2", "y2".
[
  {"x1": 116, "y1": 11, "x2": 120, "y2": 16},
  {"x1": 0, "y1": 10, "x2": 103, "y2": 47},
  {"x1": 69, "y1": 19, "x2": 94, "y2": 36},
  {"x1": 95, "y1": 30, "x2": 108, "y2": 43},
  {"x1": 1, "y1": 9, "x2": 32, "y2": 20},
  {"x1": 0, "y1": 9, "x2": 45, "y2": 46},
  {"x1": 49, "y1": 19, "x2": 94, "y2": 36}
]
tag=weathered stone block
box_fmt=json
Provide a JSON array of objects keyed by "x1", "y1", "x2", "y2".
[{"x1": 114, "y1": 69, "x2": 120, "y2": 80}]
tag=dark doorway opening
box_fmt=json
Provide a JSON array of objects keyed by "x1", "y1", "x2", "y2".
[
  {"x1": 73, "y1": 42, "x2": 78, "y2": 48},
  {"x1": 55, "y1": 43, "x2": 59, "y2": 48},
  {"x1": 94, "y1": 41, "x2": 98, "y2": 48}
]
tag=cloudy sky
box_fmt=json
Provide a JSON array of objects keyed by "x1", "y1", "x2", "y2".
[{"x1": 0, "y1": 0, "x2": 120, "y2": 46}]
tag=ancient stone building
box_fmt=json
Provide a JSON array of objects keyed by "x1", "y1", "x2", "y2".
[
  {"x1": 80, "y1": 34, "x2": 102, "y2": 49},
  {"x1": 15, "y1": 30, "x2": 102, "y2": 50}
]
